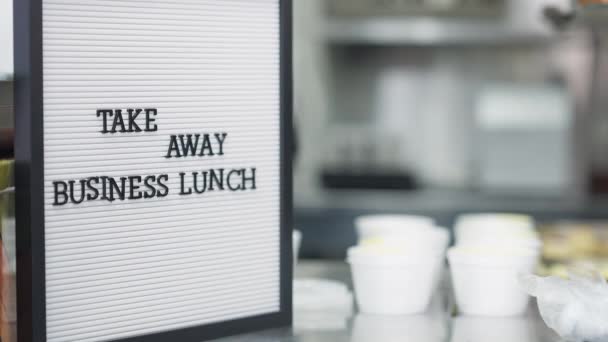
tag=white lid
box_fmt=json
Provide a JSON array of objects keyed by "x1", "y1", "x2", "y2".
[
  {"x1": 355, "y1": 214, "x2": 435, "y2": 240},
  {"x1": 455, "y1": 213, "x2": 537, "y2": 245},
  {"x1": 360, "y1": 227, "x2": 449, "y2": 251},
  {"x1": 455, "y1": 213, "x2": 535, "y2": 232}
]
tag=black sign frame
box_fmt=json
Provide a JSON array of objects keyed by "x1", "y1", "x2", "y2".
[{"x1": 13, "y1": 0, "x2": 293, "y2": 341}]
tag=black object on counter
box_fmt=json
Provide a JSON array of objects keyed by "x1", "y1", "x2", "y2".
[{"x1": 321, "y1": 170, "x2": 418, "y2": 190}]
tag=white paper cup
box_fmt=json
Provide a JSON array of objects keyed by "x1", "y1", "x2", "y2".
[
  {"x1": 348, "y1": 246, "x2": 443, "y2": 315},
  {"x1": 448, "y1": 247, "x2": 538, "y2": 317},
  {"x1": 355, "y1": 215, "x2": 435, "y2": 242}
]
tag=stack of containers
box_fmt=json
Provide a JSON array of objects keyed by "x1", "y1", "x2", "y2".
[
  {"x1": 347, "y1": 215, "x2": 449, "y2": 315},
  {"x1": 448, "y1": 214, "x2": 541, "y2": 316}
]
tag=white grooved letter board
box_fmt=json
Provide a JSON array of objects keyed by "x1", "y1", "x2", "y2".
[{"x1": 42, "y1": 1, "x2": 281, "y2": 341}]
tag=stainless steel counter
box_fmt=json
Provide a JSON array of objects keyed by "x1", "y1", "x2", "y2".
[{"x1": 213, "y1": 261, "x2": 561, "y2": 342}]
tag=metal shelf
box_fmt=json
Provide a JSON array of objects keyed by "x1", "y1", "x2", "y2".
[
  {"x1": 323, "y1": 18, "x2": 558, "y2": 46},
  {"x1": 327, "y1": 0, "x2": 505, "y2": 17}
]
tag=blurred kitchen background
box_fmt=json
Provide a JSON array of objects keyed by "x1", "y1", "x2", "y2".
[
  {"x1": 4, "y1": 0, "x2": 608, "y2": 261},
  {"x1": 291, "y1": 0, "x2": 608, "y2": 259}
]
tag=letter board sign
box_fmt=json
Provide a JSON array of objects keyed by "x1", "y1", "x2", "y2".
[{"x1": 13, "y1": 0, "x2": 292, "y2": 341}]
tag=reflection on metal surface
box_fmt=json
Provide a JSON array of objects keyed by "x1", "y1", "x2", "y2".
[
  {"x1": 351, "y1": 311, "x2": 447, "y2": 342},
  {"x1": 212, "y1": 261, "x2": 562, "y2": 341},
  {"x1": 451, "y1": 315, "x2": 539, "y2": 342}
]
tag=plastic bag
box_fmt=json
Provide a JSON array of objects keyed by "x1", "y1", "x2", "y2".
[{"x1": 520, "y1": 265, "x2": 608, "y2": 342}]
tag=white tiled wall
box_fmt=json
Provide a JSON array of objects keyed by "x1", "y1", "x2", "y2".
[{"x1": 0, "y1": 0, "x2": 13, "y2": 77}]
